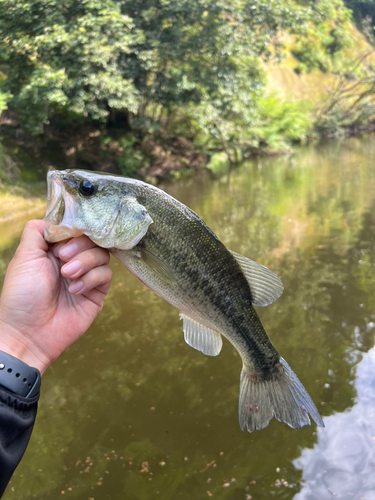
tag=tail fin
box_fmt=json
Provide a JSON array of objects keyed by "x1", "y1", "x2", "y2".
[{"x1": 239, "y1": 357, "x2": 324, "y2": 432}]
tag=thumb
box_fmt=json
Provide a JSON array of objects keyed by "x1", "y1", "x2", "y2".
[
  {"x1": 17, "y1": 220, "x2": 49, "y2": 260},
  {"x1": 12, "y1": 219, "x2": 49, "y2": 264}
]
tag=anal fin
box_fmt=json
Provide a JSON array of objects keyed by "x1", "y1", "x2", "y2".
[{"x1": 180, "y1": 313, "x2": 223, "y2": 356}]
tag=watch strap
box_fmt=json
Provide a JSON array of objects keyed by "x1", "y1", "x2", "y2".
[{"x1": 0, "y1": 351, "x2": 41, "y2": 398}]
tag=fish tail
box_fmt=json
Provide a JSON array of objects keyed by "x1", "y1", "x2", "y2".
[{"x1": 239, "y1": 357, "x2": 324, "y2": 432}]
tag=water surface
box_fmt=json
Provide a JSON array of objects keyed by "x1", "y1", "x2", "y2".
[{"x1": 1, "y1": 136, "x2": 375, "y2": 500}]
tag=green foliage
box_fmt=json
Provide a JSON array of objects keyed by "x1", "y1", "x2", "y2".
[
  {"x1": 99, "y1": 133, "x2": 148, "y2": 177},
  {"x1": 257, "y1": 95, "x2": 313, "y2": 150},
  {"x1": 193, "y1": 93, "x2": 313, "y2": 159},
  {"x1": 0, "y1": 0, "x2": 365, "y2": 163},
  {"x1": 206, "y1": 152, "x2": 230, "y2": 175},
  {"x1": 0, "y1": 90, "x2": 11, "y2": 116},
  {"x1": 0, "y1": 0, "x2": 333, "y2": 137},
  {"x1": 116, "y1": 134, "x2": 148, "y2": 177},
  {"x1": 292, "y1": 3, "x2": 353, "y2": 73},
  {"x1": 0, "y1": 0, "x2": 140, "y2": 133}
]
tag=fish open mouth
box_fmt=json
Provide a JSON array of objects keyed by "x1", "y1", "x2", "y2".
[
  {"x1": 44, "y1": 170, "x2": 83, "y2": 243},
  {"x1": 45, "y1": 170, "x2": 65, "y2": 223}
]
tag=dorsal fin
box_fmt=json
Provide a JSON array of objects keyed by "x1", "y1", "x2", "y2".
[
  {"x1": 180, "y1": 313, "x2": 223, "y2": 356},
  {"x1": 230, "y1": 250, "x2": 283, "y2": 307}
]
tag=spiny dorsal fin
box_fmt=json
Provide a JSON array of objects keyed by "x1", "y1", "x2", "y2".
[
  {"x1": 230, "y1": 250, "x2": 283, "y2": 307},
  {"x1": 180, "y1": 313, "x2": 223, "y2": 356}
]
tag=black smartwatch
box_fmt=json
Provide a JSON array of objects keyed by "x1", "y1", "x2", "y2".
[{"x1": 0, "y1": 351, "x2": 41, "y2": 398}]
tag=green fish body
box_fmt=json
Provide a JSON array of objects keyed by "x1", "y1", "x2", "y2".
[{"x1": 44, "y1": 169, "x2": 324, "y2": 432}]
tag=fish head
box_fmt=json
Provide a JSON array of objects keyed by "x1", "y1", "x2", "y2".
[{"x1": 44, "y1": 169, "x2": 153, "y2": 249}]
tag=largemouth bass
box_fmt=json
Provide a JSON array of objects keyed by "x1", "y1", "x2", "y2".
[{"x1": 44, "y1": 169, "x2": 324, "y2": 432}]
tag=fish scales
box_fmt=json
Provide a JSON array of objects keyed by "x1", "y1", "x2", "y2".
[
  {"x1": 44, "y1": 169, "x2": 324, "y2": 433},
  {"x1": 123, "y1": 182, "x2": 279, "y2": 375}
]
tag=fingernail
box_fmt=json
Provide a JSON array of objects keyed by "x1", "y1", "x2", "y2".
[
  {"x1": 62, "y1": 260, "x2": 81, "y2": 277},
  {"x1": 69, "y1": 281, "x2": 84, "y2": 294},
  {"x1": 60, "y1": 242, "x2": 78, "y2": 260}
]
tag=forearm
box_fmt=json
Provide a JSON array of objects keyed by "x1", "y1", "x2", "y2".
[
  {"x1": 0, "y1": 387, "x2": 39, "y2": 498},
  {"x1": 0, "y1": 331, "x2": 42, "y2": 498}
]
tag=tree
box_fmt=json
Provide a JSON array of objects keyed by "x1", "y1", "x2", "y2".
[
  {"x1": 0, "y1": 0, "x2": 355, "y2": 163},
  {"x1": 0, "y1": 0, "x2": 319, "y2": 135}
]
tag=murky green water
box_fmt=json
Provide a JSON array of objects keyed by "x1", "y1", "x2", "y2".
[{"x1": 1, "y1": 136, "x2": 375, "y2": 500}]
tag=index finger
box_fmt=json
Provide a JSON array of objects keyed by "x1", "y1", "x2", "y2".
[{"x1": 58, "y1": 235, "x2": 103, "y2": 262}]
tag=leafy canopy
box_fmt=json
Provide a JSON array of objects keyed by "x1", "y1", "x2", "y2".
[
  {"x1": 0, "y1": 0, "x2": 351, "y2": 149},
  {"x1": 0, "y1": 1, "x2": 311, "y2": 130}
]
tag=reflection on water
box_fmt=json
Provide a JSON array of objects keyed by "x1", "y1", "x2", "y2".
[
  {"x1": 0, "y1": 135, "x2": 375, "y2": 499},
  {"x1": 294, "y1": 345, "x2": 375, "y2": 500}
]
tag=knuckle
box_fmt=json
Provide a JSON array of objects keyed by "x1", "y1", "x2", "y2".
[
  {"x1": 76, "y1": 234, "x2": 91, "y2": 246},
  {"x1": 96, "y1": 250, "x2": 111, "y2": 267},
  {"x1": 22, "y1": 219, "x2": 38, "y2": 237},
  {"x1": 98, "y1": 247, "x2": 110, "y2": 262},
  {"x1": 100, "y1": 266, "x2": 112, "y2": 285},
  {"x1": 91, "y1": 265, "x2": 111, "y2": 285},
  {"x1": 24, "y1": 220, "x2": 35, "y2": 229}
]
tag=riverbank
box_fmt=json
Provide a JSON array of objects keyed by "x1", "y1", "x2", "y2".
[
  {"x1": 2, "y1": 0, "x2": 375, "y2": 190},
  {"x1": 1, "y1": 127, "x2": 375, "y2": 227},
  {"x1": 1, "y1": 15, "x2": 375, "y2": 220},
  {"x1": 0, "y1": 122, "x2": 210, "y2": 182},
  {"x1": 0, "y1": 191, "x2": 45, "y2": 222},
  {"x1": 2, "y1": 32, "x2": 375, "y2": 184},
  {"x1": 2, "y1": 104, "x2": 375, "y2": 189}
]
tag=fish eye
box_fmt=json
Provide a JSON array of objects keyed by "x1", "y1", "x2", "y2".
[{"x1": 79, "y1": 180, "x2": 96, "y2": 197}]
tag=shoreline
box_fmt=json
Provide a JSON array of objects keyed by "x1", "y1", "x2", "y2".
[
  {"x1": 1, "y1": 120, "x2": 375, "y2": 186},
  {"x1": 0, "y1": 201, "x2": 46, "y2": 224},
  {"x1": 1, "y1": 126, "x2": 374, "y2": 225}
]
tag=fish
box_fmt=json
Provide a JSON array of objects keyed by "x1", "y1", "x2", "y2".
[{"x1": 44, "y1": 169, "x2": 324, "y2": 432}]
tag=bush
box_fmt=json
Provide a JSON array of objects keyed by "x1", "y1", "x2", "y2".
[{"x1": 257, "y1": 95, "x2": 314, "y2": 151}]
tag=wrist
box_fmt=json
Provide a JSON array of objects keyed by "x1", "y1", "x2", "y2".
[
  {"x1": 0, "y1": 350, "x2": 41, "y2": 398},
  {"x1": 0, "y1": 319, "x2": 50, "y2": 374}
]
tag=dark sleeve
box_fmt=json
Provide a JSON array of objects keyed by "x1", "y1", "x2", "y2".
[{"x1": 0, "y1": 388, "x2": 39, "y2": 498}]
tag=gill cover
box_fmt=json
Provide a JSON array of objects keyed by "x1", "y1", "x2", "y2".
[{"x1": 85, "y1": 196, "x2": 153, "y2": 250}]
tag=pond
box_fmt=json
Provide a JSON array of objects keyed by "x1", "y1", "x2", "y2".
[{"x1": 1, "y1": 135, "x2": 375, "y2": 500}]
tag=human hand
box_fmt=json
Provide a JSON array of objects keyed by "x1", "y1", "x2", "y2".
[{"x1": 0, "y1": 220, "x2": 112, "y2": 373}]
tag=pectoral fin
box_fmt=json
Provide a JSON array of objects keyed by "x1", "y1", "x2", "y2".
[
  {"x1": 230, "y1": 250, "x2": 283, "y2": 307},
  {"x1": 180, "y1": 313, "x2": 222, "y2": 356},
  {"x1": 139, "y1": 247, "x2": 176, "y2": 284}
]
